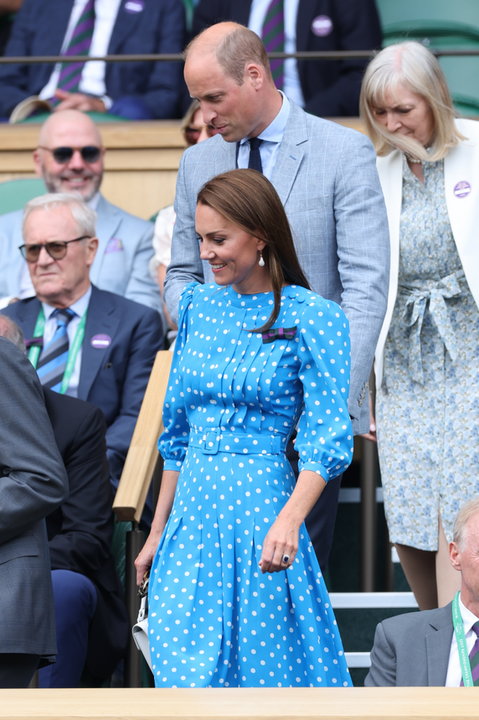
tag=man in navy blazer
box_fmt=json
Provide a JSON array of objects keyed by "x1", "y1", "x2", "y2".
[
  {"x1": 192, "y1": 0, "x2": 382, "y2": 117},
  {"x1": 1, "y1": 193, "x2": 164, "y2": 497},
  {"x1": 0, "y1": 0, "x2": 186, "y2": 120},
  {"x1": 0, "y1": 336, "x2": 67, "y2": 687},
  {"x1": 0, "y1": 110, "x2": 161, "y2": 314}
]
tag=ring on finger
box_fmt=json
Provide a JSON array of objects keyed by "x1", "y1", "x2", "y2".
[{"x1": 281, "y1": 554, "x2": 290, "y2": 565}]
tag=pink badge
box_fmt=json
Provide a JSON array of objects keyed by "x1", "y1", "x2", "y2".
[
  {"x1": 453, "y1": 181, "x2": 471, "y2": 198},
  {"x1": 311, "y1": 15, "x2": 333, "y2": 37},
  {"x1": 124, "y1": 0, "x2": 144, "y2": 13},
  {"x1": 91, "y1": 334, "x2": 111, "y2": 349}
]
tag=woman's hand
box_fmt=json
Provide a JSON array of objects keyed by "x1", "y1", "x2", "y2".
[
  {"x1": 135, "y1": 535, "x2": 161, "y2": 586},
  {"x1": 259, "y1": 514, "x2": 300, "y2": 574}
]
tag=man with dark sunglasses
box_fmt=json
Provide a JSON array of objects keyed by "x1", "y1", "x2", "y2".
[{"x1": 0, "y1": 109, "x2": 162, "y2": 319}]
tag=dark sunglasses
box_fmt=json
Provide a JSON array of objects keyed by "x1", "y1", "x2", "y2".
[
  {"x1": 19, "y1": 236, "x2": 91, "y2": 263},
  {"x1": 37, "y1": 145, "x2": 102, "y2": 164}
]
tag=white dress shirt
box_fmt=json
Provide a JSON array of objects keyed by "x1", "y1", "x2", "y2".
[
  {"x1": 39, "y1": 0, "x2": 122, "y2": 106},
  {"x1": 248, "y1": 0, "x2": 304, "y2": 107}
]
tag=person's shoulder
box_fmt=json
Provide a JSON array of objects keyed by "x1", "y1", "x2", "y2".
[
  {"x1": 285, "y1": 285, "x2": 346, "y2": 320},
  {"x1": 292, "y1": 103, "x2": 371, "y2": 146},
  {"x1": 380, "y1": 606, "x2": 449, "y2": 635},
  {"x1": 0, "y1": 207, "x2": 23, "y2": 234},
  {"x1": 97, "y1": 196, "x2": 153, "y2": 233},
  {"x1": 44, "y1": 387, "x2": 105, "y2": 430},
  {"x1": 454, "y1": 117, "x2": 479, "y2": 143},
  {"x1": 90, "y1": 286, "x2": 160, "y2": 321}
]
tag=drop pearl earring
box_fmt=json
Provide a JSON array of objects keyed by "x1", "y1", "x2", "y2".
[{"x1": 258, "y1": 253, "x2": 265, "y2": 267}]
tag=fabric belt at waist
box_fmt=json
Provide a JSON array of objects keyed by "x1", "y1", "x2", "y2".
[
  {"x1": 399, "y1": 268, "x2": 466, "y2": 384},
  {"x1": 189, "y1": 428, "x2": 288, "y2": 455}
]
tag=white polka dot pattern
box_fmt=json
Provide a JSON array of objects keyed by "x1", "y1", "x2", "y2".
[{"x1": 149, "y1": 283, "x2": 353, "y2": 687}]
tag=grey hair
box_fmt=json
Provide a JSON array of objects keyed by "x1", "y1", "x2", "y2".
[
  {"x1": 360, "y1": 41, "x2": 465, "y2": 161},
  {"x1": 453, "y1": 497, "x2": 479, "y2": 549},
  {"x1": 0, "y1": 315, "x2": 25, "y2": 352},
  {"x1": 22, "y1": 192, "x2": 97, "y2": 238}
]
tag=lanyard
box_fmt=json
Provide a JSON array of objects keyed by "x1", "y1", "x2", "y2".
[
  {"x1": 452, "y1": 591, "x2": 475, "y2": 687},
  {"x1": 28, "y1": 307, "x2": 87, "y2": 395}
]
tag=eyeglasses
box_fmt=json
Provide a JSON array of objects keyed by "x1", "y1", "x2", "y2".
[
  {"x1": 37, "y1": 145, "x2": 102, "y2": 164},
  {"x1": 19, "y1": 236, "x2": 91, "y2": 263}
]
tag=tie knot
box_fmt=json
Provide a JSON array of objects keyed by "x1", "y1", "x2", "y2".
[
  {"x1": 249, "y1": 137, "x2": 262, "y2": 151},
  {"x1": 52, "y1": 308, "x2": 75, "y2": 327}
]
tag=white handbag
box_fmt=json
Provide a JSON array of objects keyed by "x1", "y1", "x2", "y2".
[{"x1": 132, "y1": 573, "x2": 152, "y2": 670}]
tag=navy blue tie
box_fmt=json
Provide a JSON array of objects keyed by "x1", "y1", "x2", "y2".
[
  {"x1": 37, "y1": 308, "x2": 75, "y2": 392},
  {"x1": 248, "y1": 137, "x2": 263, "y2": 173}
]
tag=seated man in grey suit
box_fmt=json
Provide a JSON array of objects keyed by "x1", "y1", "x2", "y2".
[
  {"x1": 0, "y1": 109, "x2": 161, "y2": 315},
  {"x1": 366, "y1": 497, "x2": 479, "y2": 686},
  {"x1": 0, "y1": 335, "x2": 67, "y2": 688},
  {"x1": 164, "y1": 22, "x2": 390, "y2": 571},
  {"x1": 1, "y1": 192, "x2": 164, "y2": 505}
]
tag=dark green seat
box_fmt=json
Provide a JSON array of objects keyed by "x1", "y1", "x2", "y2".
[
  {"x1": 376, "y1": 0, "x2": 479, "y2": 116},
  {"x1": 0, "y1": 177, "x2": 45, "y2": 215}
]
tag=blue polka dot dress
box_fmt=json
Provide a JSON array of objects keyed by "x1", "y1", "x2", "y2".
[{"x1": 148, "y1": 282, "x2": 353, "y2": 687}]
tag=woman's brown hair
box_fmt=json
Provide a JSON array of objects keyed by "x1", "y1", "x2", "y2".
[{"x1": 197, "y1": 168, "x2": 310, "y2": 332}]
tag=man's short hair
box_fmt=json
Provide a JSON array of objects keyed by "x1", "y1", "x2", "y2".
[
  {"x1": 22, "y1": 192, "x2": 97, "y2": 239},
  {"x1": 453, "y1": 497, "x2": 479, "y2": 549}
]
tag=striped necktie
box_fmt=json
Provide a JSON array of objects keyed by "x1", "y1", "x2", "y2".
[
  {"x1": 37, "y1": 308, "x2": 75, "y2": 393},
  {"x1": 461, "y1": 621, "x2": 479, "y2": 686},
  {"x1": 261, "y1": 0, "x2": 285, "y2": 89},
  {"x1": 55, "y1": 0, "x2": 96, "y2": 95}
]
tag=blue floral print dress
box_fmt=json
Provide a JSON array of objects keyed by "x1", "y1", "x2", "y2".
[
  {"x1": 147, "y1": 282, "x2": 353, "y2": 688},
  {"x1": 376, "y1": 158, "x2": 479, "y2": 550}
]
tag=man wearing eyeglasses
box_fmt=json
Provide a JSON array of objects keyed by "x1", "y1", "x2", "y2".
[
  {"x1": 1, "y1": 192, "x2": 164, "y2": 501},
  {"x1": 0, "y1": 109, "x2": 162, "y2": 316}
]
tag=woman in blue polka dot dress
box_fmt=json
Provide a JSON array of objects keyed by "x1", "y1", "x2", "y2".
[{"x1": 135, "y1": 169, "x2": 353, "y2": 688}]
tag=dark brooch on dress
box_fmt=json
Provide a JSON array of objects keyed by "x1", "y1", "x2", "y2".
[{"x1": 261, "y1": 327, "x2": 297, "y2": 344}]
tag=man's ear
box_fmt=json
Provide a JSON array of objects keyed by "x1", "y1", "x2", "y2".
[
  {"x1": 32, "y1": 149, "x2": 42, "y2": 178},
  {"x1": 449, "y1": 541, "x2": 462, "y2": 572},
  {"x1": 245, "y1": 63, "x2": 264, "y2": 89}
]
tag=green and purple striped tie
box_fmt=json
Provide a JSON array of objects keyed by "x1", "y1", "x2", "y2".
[
  {"x1": 461, "y1": 622, "x2": 479, "y2": 686},
  {"x1": 261, "y1": 0, "x2": 285, "y2": 89},
  {"x1": 56, "y1": 0, "x2": 95, "y2": 95}
]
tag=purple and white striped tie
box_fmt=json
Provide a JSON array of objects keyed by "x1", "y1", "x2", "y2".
[{"x1": 55, "y1": 0, "x2": 95, "y2": 95}]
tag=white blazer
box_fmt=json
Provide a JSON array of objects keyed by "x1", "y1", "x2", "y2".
[{"x1": 375, "y1": 118, "x2": 479, "y2": 386}]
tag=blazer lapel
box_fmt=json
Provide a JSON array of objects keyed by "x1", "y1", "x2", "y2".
[
  {"x1": 77, "y1": 287, "x2": 120, "y2": 399},
  {"x1": 444, "y1": 120, "x2": 479, "y2": 308},
  {"x1": 90, "y1": 196, "x2": 122, "y2": 286},
  {"x1": 425, "y1": 606, "x2": 454, "y2": 686},
  {"x1": 270, "y1": 103, "x2": 306, "y2": 206}
]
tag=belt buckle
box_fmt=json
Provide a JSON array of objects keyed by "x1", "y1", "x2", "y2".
[{"x1": 201, "y1": 431, "x2": 220, "y2": 454}]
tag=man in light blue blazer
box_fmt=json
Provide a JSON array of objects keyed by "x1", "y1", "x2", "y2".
[
  {"x1": 0, "y1": 110, "x2": 161, "y2": 314},
  {"x1": 164, "y1": 23, "x2": 390, "y2": 569}
]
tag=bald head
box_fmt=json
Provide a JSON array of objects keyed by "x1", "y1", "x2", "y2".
[
  {"x1": 34, "y1": 110, "x2": 105, "y2": 201},
  {"x1": 0, "y1": 316, "x2": 25, "y2": 352},
  {"x1": 184, "y1": 22, "x2": 281, "y2": 143}
]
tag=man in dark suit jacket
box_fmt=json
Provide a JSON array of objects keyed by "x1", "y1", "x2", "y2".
[
  {"x1": 192, "y1": 0, "x2": 382, "y2": 116},
  {"x1": 0, "y1": 0, "x2": 186, "y2": 119},
  {"x1": 1, "y1": 192, "x2": 164, "y2": 500},
  {"x1": 0, "y1": 337, "x2": 67, "y2": 688},
  {"x1": 0, "y1": 316, "x2": 129, "y2": 687},
  {"x1": 366, "y1": 498, "x2": 479, "y2": 686}
]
